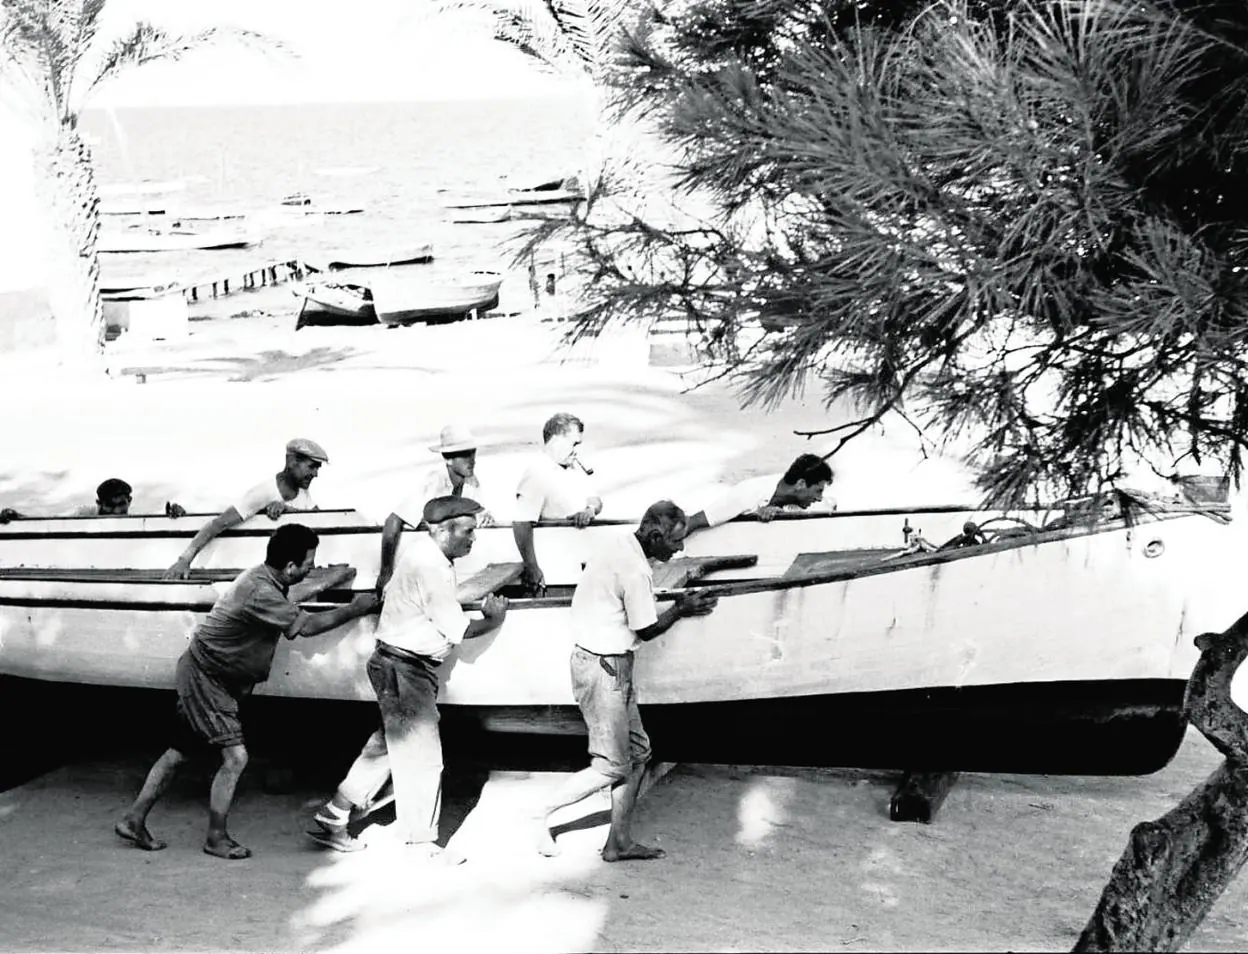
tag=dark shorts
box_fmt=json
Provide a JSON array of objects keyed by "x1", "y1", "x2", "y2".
[
  {"x1": 170, "y1": 651, "x2": 251, "y2": 753},
  {"x1": 570, "y1": 646, "x2": 651, "y2": 781}
]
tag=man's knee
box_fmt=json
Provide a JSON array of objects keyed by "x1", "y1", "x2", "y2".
[{"x1": 220, "y1": 744, "x2": 248, "y2": 772}]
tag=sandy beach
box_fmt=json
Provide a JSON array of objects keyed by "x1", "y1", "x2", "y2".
[
  {"x1": 1, "y1": 304, "x2": 1241, "y2": 952},
  {"x1": 2, "y1": 730, "x2": 1247, "y2": 953}
]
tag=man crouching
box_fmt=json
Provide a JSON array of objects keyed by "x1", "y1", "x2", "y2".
[
  {"x1": 535, "y1": 500, "x2": 718, "y2": 861},
  {"x1": 116, "y1": 524, "x2": 380, "y2": 859}
]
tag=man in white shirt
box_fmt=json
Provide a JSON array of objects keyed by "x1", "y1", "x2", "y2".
[
  {"x1": 534, "y1": 500, "x2": 717, "y2": 862},
  {"x1": 685, "y1": 453, "x2": 835, "y2": 533},
  {"x1": 164, "y1": 438, "x2": 328, "y2": 579},
  {"x1": 373, "y1": 424, "x2": 496, "y2": 596},
  {"x1": 309, "y1": 495, "x2": 509, "y2": 862},
  {"x1": 513, "y1": 412, "x2": 603, "y2": 594}
]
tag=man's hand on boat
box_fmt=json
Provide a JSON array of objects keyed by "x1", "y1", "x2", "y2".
[
  {"x1": 674, "y1": 590, "x2": 719, "y2": 617},
  {"x1": 755, "y1": 505, "x2": 781, "y2": 523},
  {"x1": 164, "y1": 501, "x2": 188, "y2": 519},
  {"x1": 163, "y1": 556, "x2": 194, "y2": 580},
  {"x1": 263, "y1": 501, "x2": 289, "y2": 521},
  {"x1": 521, "y1": 564, "x2": 546, "y2": 597},
  {"x1": 570, "y1": 506, "x2": 597, "y2": 529},
  {"x1": 480, "y1": 593, "x2": 509, "y2": 620},
  {"x1": 0, "y1": 507, "x2": 21, "y2": 523},
  {"x1": 348, "y1": 592, "x2": 382, "y2": 615}
]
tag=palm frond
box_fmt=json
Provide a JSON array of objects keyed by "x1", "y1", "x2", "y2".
[{"x1": 80, "y1": 23, "x2": 290, "y2": 105}]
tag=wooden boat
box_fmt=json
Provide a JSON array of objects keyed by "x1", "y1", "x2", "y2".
[
  {"x1": 293, "y1": 281, "x2": 377, "y2": 328},
  {"x1": 304, "y1": 243, "x2": 435, "y2": 272},
  {"x1": 278, "y1": 194, "x2": 364, "y2": 215},
  {"x1": 100, "y1": 198, "x2": 168, "y2": 216},
  {"x1": 99, "y1": 225, "x2": 261, "y2": 253},
  {"x1": 370, "y1": 270, "x2": 503, "y2": 326},
  {"x1": 0, "y1": 494, "x2": 1238, "y2": 774},
  {"x1": 444, "y1": 177, "x2": 585, "y2": 211},
  {"x1": 449, "y1": 206, "x2": 513, "y2": 224},
  {"x1": 166, "y1": 204, "x2": 249, "y2": 222}
]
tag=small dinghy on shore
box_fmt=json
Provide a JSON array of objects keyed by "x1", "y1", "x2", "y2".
[
  {"x1": 293, "y1": 281, "x2": 377, "y2": 327},
  {"x1": 99, "y1": 225, "x2": 261, "y2": 253},
  {"x1": 0, "y1": 491, "x2": 1239, "y2": 773},
  {"x1": 369, "y1": 270, "x2": 503, "y2": 325},
  {"x1": 303, "y1": 243, "x2": 434, "y2": 271}
]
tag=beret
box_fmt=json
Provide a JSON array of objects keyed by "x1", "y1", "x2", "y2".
[{"x1": 423, "y1": 495, "x2": 483, "y2": 525}]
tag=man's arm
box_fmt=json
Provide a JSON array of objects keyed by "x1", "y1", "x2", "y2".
[
  {"x1": 462, "y1": 593, "x2": 509, "y2": 639},
  {"x1": 512, "y1": 521, "x2": 544, "y2": 592},
  {"x1": 635, "y1": 591, "x2": 719, "y2": 642},
  {"x1": 288, "y1": 565, "x2": 357, "y2": 603},
  {"x1": 295, "y1": 593, "x2": 381, "y2": 636},
  {"x1": 374, "y1": 513, "x2": 407, "y2": 595},
  {"x1": 164, "y1": 508, "x2": 244, "y2": 579},
  {"x1": 685, "y1": 511, "x2": 711, "y2": 534}
]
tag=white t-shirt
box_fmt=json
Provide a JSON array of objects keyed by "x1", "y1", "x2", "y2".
[
  {"x1": 570, "y1": 531, "x2": 658, "y2": 655},
  {"x1": 699, "y1": 473, "x2": 781, "y2": 528},
  {"x1": 234, "y1": 476, "x2": 316, "y2": 520},
  {"x1": 374, "y1": 532, "x2": 470, "y2": 662},
  {"x1": 514, "y1": 454, "x2": 598, "y2": 522}
]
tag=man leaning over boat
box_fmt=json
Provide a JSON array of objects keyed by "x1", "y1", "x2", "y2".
[
  {"x1": 163, "y1": 438, "x2": 329, "y2": 580},
  {"x1": 533, "y1": 500, "x2": 718, "y2": 862},
  {"x1": 0, "y1": 477, "x2": 187, "y2": 521},
  {"x1": 684, "y1": 453, "x2": 835, "y2": 533},
  {"x1": 116, "y1": 523, "x2": 380, "y2": 860},
  {"x1": 373, "y1": 424, "x2": 498, "y2": 596},
  {"x1": 308, "y1": 495, "x2": 508, "y2": 863},
  {"x1": 512, "y1": 412, "x2": 603, "y2": 595}
]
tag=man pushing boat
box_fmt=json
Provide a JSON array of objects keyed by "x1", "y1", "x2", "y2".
[
  {"x1": 534, "y1": 500, "x2": 718, "y2": 861},
  {"x1": 308, "y1": 495, "x2": 509, "y2": 862},
  {"x1": 684, "y1": 453, "x2": 835, "y2": 532},
  {"x1": 116, "y1": 523, "x2": 380, "y2": 859},
  {"x1": 513, "y1": 412, "x2": 603, "y2": 595},
  {"x1": 163, "y1": 438, "x2": 329, "y2": 580},
  {"x1": 372, "y1": 424, "x2": 498, "y2": 596}
]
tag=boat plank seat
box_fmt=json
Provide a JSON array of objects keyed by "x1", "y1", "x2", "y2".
[
  {"x1": 456, "y1": 562, "x2": 525, "y2": 603},
  {"x1": 653, "y1": 554, "x2": 758, "y2": 591},
  {"x1": 782, "y1": 549, "x2": 903, "y2": 580}
]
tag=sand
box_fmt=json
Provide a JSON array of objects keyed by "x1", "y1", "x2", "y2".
[
  {"x1": 2, "y1": 731, "x2": 1247, "y2": 953},
  {"x1": 2, "y1": 305, "x2": 1241, "y2": 952}
]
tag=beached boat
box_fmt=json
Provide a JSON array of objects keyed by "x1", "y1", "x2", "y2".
[
  {"x1": 99, "y1": 225, "x2": 261, "y2": 253},
  {"x1": 293, "y1": 281, "x2": 377, "y2": 327},
  {"x1": 0, "y1": 494, "x2": 1238, "y2": 774},
  {"x1": 303, "y1": 243, "x2": 435, "y2": 271},
  {"x1": 370, "y1": 270, "x2": 503, "y2": 325},
  {"x1": 449, "y1": 206, "x2": 513, "y2": 224},
  {"x1": 99, "y1": 198, "x2": 169, "y2": 216},
  {"x1": 278, "y1": 193, "x2": 364, "y2": 215}
]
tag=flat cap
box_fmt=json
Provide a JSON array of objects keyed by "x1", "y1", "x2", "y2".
[
  {"x1": 286, "y1": 438, "x2": 329, "y2": 463},
  {"x1": 423, "y1": 495, "x2": 483, "y2": 525}
]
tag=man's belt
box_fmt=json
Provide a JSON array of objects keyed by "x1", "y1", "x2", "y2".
[{"x1": 375, "y1": 640, "x2": 444, "y2": 667}]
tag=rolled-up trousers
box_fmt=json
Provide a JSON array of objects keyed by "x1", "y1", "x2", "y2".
[{"x1": 337, "y1": 642, "x2": 444, "y2": 845}]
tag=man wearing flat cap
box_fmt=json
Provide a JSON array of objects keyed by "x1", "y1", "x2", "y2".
[
  {"x1": 373, "y1": 424, "x2": 497, "y2": 597},
  {"x1": 309, "y1": 495, "x2": 509, "y2": 862},
  {"x1": 164, "y1": 438, "x2": 333, "y2": 580}
]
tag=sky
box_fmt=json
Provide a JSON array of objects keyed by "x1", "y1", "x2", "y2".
[{"x1": 83, "y1": 0, "x2": 588, "y2": 106}]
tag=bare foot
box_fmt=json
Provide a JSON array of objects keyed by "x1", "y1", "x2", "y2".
[
  {"x1": 115, "y1": 818, "x2": 167, "y2": 852},
  {"x1": 203, "y1": 836, "x2": 252, "y2": 860},
  {"x1": 535, "y1": 819, "x2": 561, "y2": 857},
  {"x1": 602, "y1": 842, "x2": 666, "y2": 862}
]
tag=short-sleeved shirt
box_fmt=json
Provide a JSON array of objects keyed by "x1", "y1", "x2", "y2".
[
  {"x1": 188, "y1": 564, "x2": 312, "y2": 686},
  {"x1": 234, "y1": 476, "x2": 316, "y2": 521},
  {"x1": 514, "y1": 454, "x2": 597, "y2": 522},
  {"x1": 373, "y1": 532, "x2": 470, "y2": 662},
  {"x1": 700, "y1": 473, "x2": 781, "y2": 528},
  {"x1": 570, "y1": 531, "x2": 658, "y2": 655}
]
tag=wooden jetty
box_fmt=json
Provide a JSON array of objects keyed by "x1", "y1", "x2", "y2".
[{"x1": 181, "y1": 258, "x2": 308, "y2": 302}]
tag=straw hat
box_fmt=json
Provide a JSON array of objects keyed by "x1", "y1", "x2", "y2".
[{"x1": 428, "y1": 424, "x2": 478, "y2": 455}]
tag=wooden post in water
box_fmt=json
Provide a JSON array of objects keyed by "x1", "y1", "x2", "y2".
[{"x1": 1074, "y1": 610, "x2": 1248, "y2": 952}]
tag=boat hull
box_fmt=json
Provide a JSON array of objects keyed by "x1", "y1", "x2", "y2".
[
  {"x1": 372, "y1": 273, "x2": 504, "y2": 325},
  {"x1": 0, "y1": 673, "x2": 1186, "y2": 776}
]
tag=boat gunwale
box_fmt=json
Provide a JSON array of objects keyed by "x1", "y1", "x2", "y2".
[{"x1": 0, "y1": 510, "x2": 1205, "y2": 611}]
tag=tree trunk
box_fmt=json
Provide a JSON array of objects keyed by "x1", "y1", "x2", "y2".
[
  {"x1": 1074, "y1": 610, "x2": 1248, "y2": 952},
  {"x1": 34, "y1": 121, "x2": 105, "y2": 370}
]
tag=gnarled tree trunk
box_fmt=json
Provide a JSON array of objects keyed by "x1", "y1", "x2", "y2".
[
  {"x1": 1074, "y1": 610, "x2": 1248, "y2": 952},
  {"x1": 34, "y1": 121, "x2": 104, "y2": 370}
]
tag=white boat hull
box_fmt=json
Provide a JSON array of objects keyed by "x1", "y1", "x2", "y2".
[{"x1": 0, "y1": 510, "x2": 1235, "y2": 772}]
